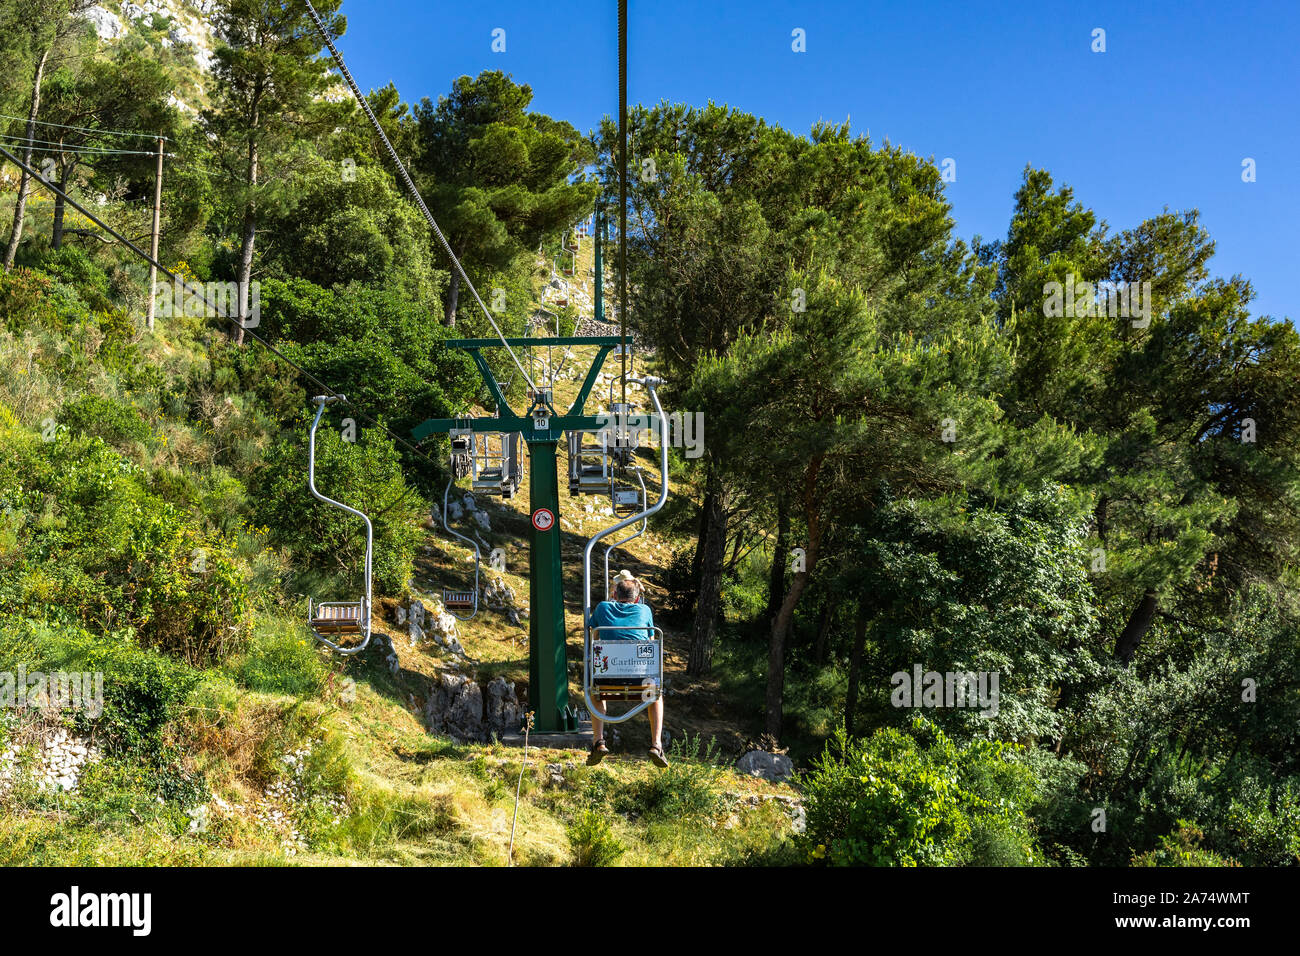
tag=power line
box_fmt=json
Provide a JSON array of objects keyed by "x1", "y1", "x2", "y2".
[
  {"x1": 0, "y1": 135, "x2": 173, "y2": 158},
  {"x1": 301, "y1": 0, "x2": 538, "y2": 394},
  {"x1": 0, "y1": 111, "x2": 168, "y2": 142},
  {"x1": 0, "y1": 141, "x2": 448, "y2": 478}
]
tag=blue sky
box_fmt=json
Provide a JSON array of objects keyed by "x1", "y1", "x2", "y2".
[{"x1": 336, "y1": 0, "x2": 1298, "y2": 321}]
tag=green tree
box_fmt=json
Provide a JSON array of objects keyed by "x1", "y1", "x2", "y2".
[
  {"x1": 414, "y1": 70, "x2": 596, "y2": 326},
  {"x1": 990, "y1": 168, "x2": 1300, "y2": 666},
  {"x1": 203, "y1": 0, "x2": 345, "y2": 342},
  {"x1": 2, "y1": 0, "x2": 96, "y2": 270},
  {"x1": 37, "y1": 48, "x2": 177, "y2": 249},
  {"x1": 254, "y1": 416, "x2": 420, "y2": 595}
]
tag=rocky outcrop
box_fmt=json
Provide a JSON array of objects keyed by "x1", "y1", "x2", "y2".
[
  {"x1": 735, "y1": 750, "x2": 795, "y2": 783},
  {"x1": 1, "y1": 728, "x2": 102, "y2": 794},
  {"x1": 397, "y1": 597, "x2": 465, "y2": 657},
  {"x1": 424, "y1": 673, "x2": 524, "y2": 742}
]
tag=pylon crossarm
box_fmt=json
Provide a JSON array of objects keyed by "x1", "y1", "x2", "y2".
[
  {"x1": 567, "y1": 344, "x2": 615, "y2": 417},
  {"x1": 463, "y1": 348, "x2": 515, "y2": 418}
]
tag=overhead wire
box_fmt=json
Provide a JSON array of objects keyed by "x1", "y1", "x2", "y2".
[
  {"x1": 618, "y1": 0, "x2": 628, "y2": 412},
  {"x1": 0, "y1": 141, "x2": 448, "y2": 480},
  {"x1": 0, "y1": 134, "x2": 173, "y2": 158},
  {"x1": 300, "y1": 0, "x2": 538, "y2": 394},
  {"x1": 0, "y1": 110, "x2": 169, "y2": 141}
]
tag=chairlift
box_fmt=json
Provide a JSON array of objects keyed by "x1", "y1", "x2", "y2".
[
  {"x1": 440, "y1": 472, "x2": 480, "y2": 621},
  {"x1": 606, "y1": 379, "x2": 642, "y2": 468},
  {"x1": 471, "y1": 429, "x2": 522, "y2": 498},
  {"x1": 581, "y1": 377, "x2": 670, "y2": 723},
  {"x1": 568, "y1": 428, "x2": 613, "y2": 494},
  {"x1": 449, "y1": 417, "x2": 474, "y2": 480},
  {"x1": 610, "y1": 468, "x2": 644, "y2": 518},
  {"x1": 306, "y1": 395, "x2": 373, "y2": 655}
]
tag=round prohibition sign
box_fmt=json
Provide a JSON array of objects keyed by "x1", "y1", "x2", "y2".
[{"x1": 531, "y1": 507, "x2": 555, "y2": 532}]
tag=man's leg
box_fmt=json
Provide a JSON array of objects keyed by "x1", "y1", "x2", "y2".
[
  {"x1": 649, "y1": 696, "x2": 664, "y2": 751},
  {"x1": 591, "y1": 698, "x2": 606, "y2": 742}
]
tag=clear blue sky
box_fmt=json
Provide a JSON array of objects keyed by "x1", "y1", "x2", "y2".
[{"x1": 336, "y1": 0, "x2": 1298, "y2": 321}]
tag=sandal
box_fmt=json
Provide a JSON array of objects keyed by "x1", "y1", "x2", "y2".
[
  {"x1": 648, "y1": 745, "x2": 669, "y2": 768},
  {"x1": 587, "y1": 738, "x2": 609, "y2": 766}
]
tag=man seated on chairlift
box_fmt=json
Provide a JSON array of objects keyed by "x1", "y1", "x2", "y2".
[{"x1": 586, "y1": 570, "x2": 668, "y2": 768}]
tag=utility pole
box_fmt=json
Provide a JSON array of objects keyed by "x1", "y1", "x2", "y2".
[
  {"x1": 618, "y1": 0, "x2": 628, "y2": 410},
  {"x1": 145, "y1": 135, "x2": 164, "y2": 330}
]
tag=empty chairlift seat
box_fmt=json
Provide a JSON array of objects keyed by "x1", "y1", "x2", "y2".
[
  {"x1": 472, "y1": 431, "x2": 522, "y2": 498},
  {"x1": 309, "y1": 600, "x2": 366, "y2": 636},
  {"x1": 305, "y1": 395, "x2": 374, "y2": 656},
  {"x1": 568, "y1": 429, "x2": 612, "y2": 494},
  {"x1": 442, "y1": 589, "x2": 476, "y2": 613}
]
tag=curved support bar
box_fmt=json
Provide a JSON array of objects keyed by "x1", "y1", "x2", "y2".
[
  {"x1": 581, "y1": 380, "x2": 669, "y2": 720},
  {"x1": 308, "y1": 397, "x2": 373, "y2": 655},
  {"x1": 604, "y1": 469, "x2": 647, "y2": 601},
  {"x1": 582, "y1": 379, "x2": 669, "y2": 620}
]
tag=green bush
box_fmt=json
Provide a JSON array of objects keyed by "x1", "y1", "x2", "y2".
[
  {"x1": 1222, "y1": 777, "x2": 1300, "y2": 865},
  {"x1": 60, "y1": 393, "x2": 152, "y2": 448},
  {"x1": 232, "y1": 618, "x2": 326, "y2": 697},
  {"x1": 567, "y1": 809, "x2": 626, "y2": 867},
  {"x1": 32, "y1": 247, "x2": 113, "y2": 310},
  {"x1": 1132, "y1": 822, "x2": 1240, "y2": 867},
  {"x1": 614, "y1": 734, "x2": 725, "y2": 820},
  {"x1": 802, "y1": 720, "x2": 1040, "y2": 866},
  {"x1": 6, "y1": 620, "x2": 202, "y2": 759},
  {"x1": 1, "y1": 432, "x2": 252, "y2": 664},
  {"x1": 253, "y1": 417, "x2": 420, "y2": 595}
]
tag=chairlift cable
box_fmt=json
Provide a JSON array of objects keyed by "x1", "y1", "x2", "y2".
[{"x1": 617, "y1": 0, "x2": 628, "y2": 412}]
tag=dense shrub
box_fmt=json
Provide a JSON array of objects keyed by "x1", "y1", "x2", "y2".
[
  {"x1": 802, "y1": 720, "x2": 1040, "y2": 866},
  {"x1": 233, "y1": 619, "x2": 327, "y2": 697},
  {"x1": 0, "y1": 425, "x2": 252, "y2": 664},
  {"x1": 613, "y1": 734, "x2": 726, "y2": 820},
  {"x1": 59, "y1": 393, "x2": 152, "y2": 448},
  {"x1": 1132, "y1": 822, "x2": 1240, "y2": 867},
  {"x1": 0, "y1": 619, "x2": 201, "y2": 759},
  {"x1": 567, "y1": 809, "x2": 626, "y2": 867},
  {"x1": 253, "y1": 417, "x2": 420, "y2": 596}
]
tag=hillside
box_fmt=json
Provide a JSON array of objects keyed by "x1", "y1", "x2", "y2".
[
  {"x1": 0, "y1": 187, "x2": 804, "y2": 865},
  {"x1": 4, "y1": 0, "x2": 1300, "y2": 873}
]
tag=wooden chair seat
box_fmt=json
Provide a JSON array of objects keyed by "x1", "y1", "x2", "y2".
[
  {"x1": 311, "y1": 603, "x2": 364, "y2": 635},
  {"x1": 443, "y1": 590, "x2": 475, "y2": 611}
]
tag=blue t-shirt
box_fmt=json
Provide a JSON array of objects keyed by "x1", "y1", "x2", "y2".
[{"x1": 588, "y1": 601, "x2": 654, "y2": 641}]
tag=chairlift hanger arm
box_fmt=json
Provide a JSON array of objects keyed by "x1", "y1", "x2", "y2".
[
  {"x1": 307, "y1": 398, "x2": 374, "y2": 656},
  {"x1": 440, "y1": 478, "x2": 481, "y2": 621}
]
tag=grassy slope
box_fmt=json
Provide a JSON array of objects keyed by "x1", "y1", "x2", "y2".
[{"x1": 0, "y1": 186, "x2": 798, "y2": 866}]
